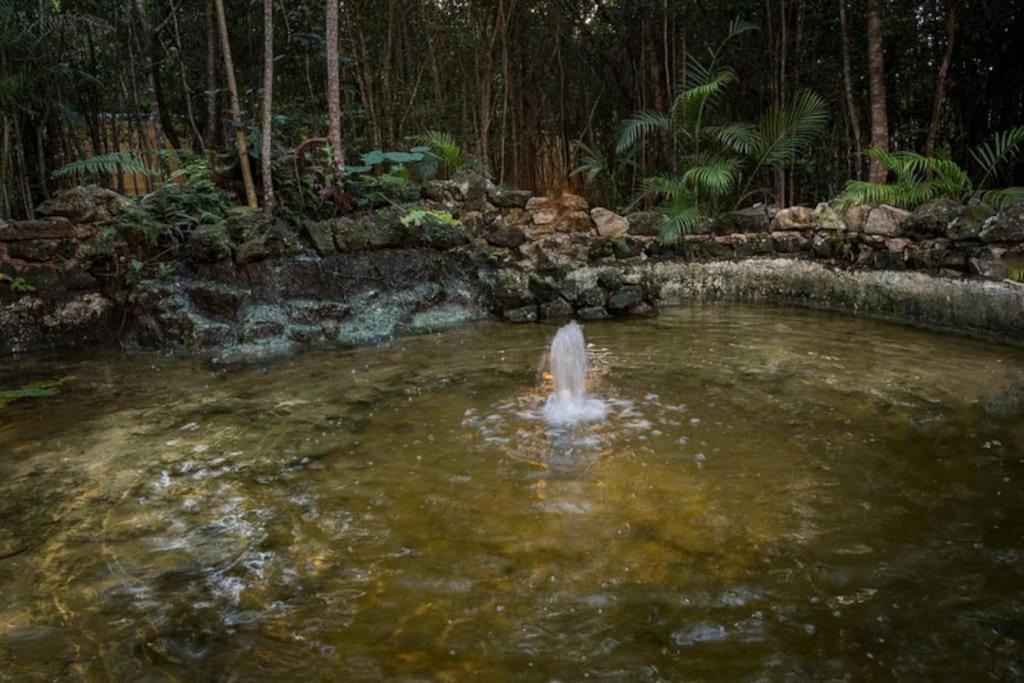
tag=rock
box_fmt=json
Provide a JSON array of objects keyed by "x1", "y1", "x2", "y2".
[
  {"x1": 286, "y1": 299, "x2": 349, "y2": 324},
  {"x1": 710, "y1": 206, "x2": 769, "y2": 235},
  {"x1": 597, "y1": 269, "x2": 624, "y2": 291},
  {"x1": 35, "y1": 185, "x2": 130, "y2": 224},
  {"x1": 236, "y1": 224, "x2": 301, "y2": 264},
  {"x1": 909, "y1": 198, "x2": 964, "y2": 236},
  {"x1": 186, "y1": 224, "x2": 232, "y2": 263},
  {"x1": 332, "y1": 217, "x2": 370, "y2": 252},
  {"x1": 529, "y1": 274, "x2": 563, "y2": 302},
  {"x1": 188, "y1": 281, "x2": 249, "y2": 318},
  {"x1": 591, "y1": 207, "x2": 629, "y2": 237},
  {"x1": 487, "y1": 186, "x2": 533, "y2": 209},
  {"x1": 493, "y1": 269, "x2": 533, "y2": 310},
  {"x1": 420, "y1": 220, "x2": 469, "y2": 250},
  {"x1": 485, "y1": 224, "x2": 527, "y2": 249},
  {"x1": 813, "y1": 203, "x2": 846, "y2": 231},
  {"x1": 979, "y1": 202, "x2": 1024, "y2": 243},
  {"x1": 626, "y1": 211, "x2": 664, "y2": 237},
  {"x1": 450, "y1": 170, "x2": 490, "y2": 204},
  {"x1": 240, "y1": 305, "x2": 288, "y2": 340},
  {"x1": 577, "y1": 287, "x2": 605, "y2": 308},
  {"x1": 526, "y1": 195, "x2": 591, "y2": 233},
  {"x1": 886, "y1": 238, "x2": 911, "y2": 253},
  {"x1": 947, "y1": 201, "x2": 994, "y2": 241},
  {"x1": 841, "y1": 203, "x2": 872, "y2": 232},
  {"x1": 863, "y1": 205, "x2": 912, "y2": 236},
  {"x1": 503, "y1": 305, "x2": 537, "y2": 323},
  {"x1": 577, "y1": 306, "x2": 609, "y2": 321},
  {"x1": 0, "y1": 217, "x2": 74, "y2": 241},
  {"x1": 305, "y1": 220, "x2": 337, "y2": 255},
  {"x1": 611, "y1": 237, "x2": 643, "y2": 259},
  {"x1": 771, "y1": 206, "x2": 815, "y2": 231},
  {"x1": 7, "y1": 239, "x2": 73, "y2": 262},
  {"x1": 539, "y1": 298, "x2": 573, "y2": 320},
  {"x1": 422, "y1": 180, "x2": 453, "y2": 203},
  {"x1": 607, "y1": 285, "x2": 643, "y2": 311}
]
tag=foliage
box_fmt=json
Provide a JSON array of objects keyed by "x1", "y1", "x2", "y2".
[
  {"x1": 616, "y1": 19, "x2": 828, "y2": 243},
  {"x1": 400, "y1": 208, "x2": 460, "y2": 228},
  {"x1": 412, "y1": 131, "x2": 476, "y2": 180},
  {"x1": 53, "y1": 150, "x2": 163, "y2": 181},
  {"x1": 0, "y1": 377, "x2": 72, "y2": 409},
  {"x1": 838, "y1": 127, "x2": 1024, "y2": 209},
  {"x1": 0, "y1": 272, "x2": 34, "y2": 292},
  {"x1": 569, "y1": 140, "x2": 635, "y2": 211}
]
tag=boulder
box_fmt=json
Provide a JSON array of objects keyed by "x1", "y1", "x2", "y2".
[
  {"x1": 450, "y1": 170, "x2": 490, "y2": 204},
  {"x1": 0, "y1": 217, "x2": 74, "y2": 241},
  {"x1": 813, "y1": 203, "x2": 846, "y2": 231},
  {"x1": 611, "y1": 237, "x2": 643, "y2": 259},
  {"x1": 591, "y1": 207, "x2": 629, "y2": 238},
  {"x1": 577, "y1": 287, "x2": 606, "y2": 308},
  {"x1": 304, "y1": 220, "x2": 337, "y2": 255},
  {"x1": 841, "y1": 203, "x2": 872, "y2": 232},
  {"x1": 503, "y1": 305, "x2": 537, "y2": 323},
  {"x1": 863, "y1": 205, "x2": 912, "y2": 236},
  {"x1": 236, "y1": 224, "x2": 302, "y2": 264},
  {"x1": 487, "y1": 186, "x2": 533, "y2": 209},
  {"x1": 625, "y1": 211, "x2": 663, "y2": 237},
  {"x1": 36, "y1": 185, "x2": 130, "y2": 224},
  {"x1": 493, "y1": 269, "x2": 533, "y2": 310},
  {"x1": 485, "y1": 224, "x2": 527, "y2": 249},
  {"x1": 187, "y1": 224, "x2": 232, "y2": 262},
  {"x1": 908, "y1": 198, "x2": 964, "y2": 237},
  {"x1": 947, "y1": 201, "x2": 994, "y2": 241},
  {"x1": 539, "y1": 298, "x2": 573, "y2": 321},
  {"x1": 710, "y1": 206, "x2": 769, "y2": 235},
  {"x1": 979, "y1": 202, "x2": 1024, "y2": 243},
  {"x1": 607, "y1": 285, "x2": 643, "y2": 311},
  {"x1": 771, "y1": 206, "x2": 815, "y2": 231},
  {"x1": 526, "y1": 194, "x2": 591, "y2": 233},
  {"x1": 577, "y1": 306, "x2": 609, "y2": 321}
]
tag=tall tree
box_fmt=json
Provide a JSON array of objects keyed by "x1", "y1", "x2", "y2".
[
  {"x1": 325, "y1": 0, "x2": 346, "y2": 203},
  {"x1": 838, "y1": 0, "x2": 862, "y2": 178},
  {"x1": 866, "y1": 0, "x2": 890, "y2": 182},
  {"x1": 212, "y1": 0, "x2": 258, "y2": 208},
  {"x1": 924, "y1": 0, "x2": 963, "y2": 163},
  {"x1": 260, "y1": 0, "x2": 275, "y2": 212}
]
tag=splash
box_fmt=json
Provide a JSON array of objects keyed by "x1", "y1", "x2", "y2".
[{"x1": 543, "y1": 321, "x2": 607, "y2": 425}]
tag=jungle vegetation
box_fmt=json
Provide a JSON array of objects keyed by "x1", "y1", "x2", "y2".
[{"x1": 2, "y1": 0, "x2": 1023, "y2": 228}]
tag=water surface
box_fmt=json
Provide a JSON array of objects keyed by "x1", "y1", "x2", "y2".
[{"x1": 1, "y1": 304, "x2": 1023, "y2": 680}]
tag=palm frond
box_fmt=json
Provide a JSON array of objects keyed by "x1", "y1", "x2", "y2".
[
  {"x1": 751, "y1": 89, "x2": 828, "y2": 168},
  {"x1": 682, "y1": 154, "x2": 740, "y2": 196},
  {"x1": 640, "y1": 174, "x2": 692, "y2": 202},
  {"x1": 411, "y1": 130, "x2": 472, "y2": 172},
  {"x1": 705, "y1": 123, "x2": 756, "y2": 155},
  {"x1": 656, "y1": 201, "x2": 704, "y2": 245},
  {"x1": 975, "y1": 187, "x2": 1024, "y2": 210},
  {"x1": 971, "y1": 126, "x2": 1024, "y2": 186},
  {"x1": 615, "y1": 111, "x2": 673, "y2": 154},
  {"x1": 569, "y1": 140, "x2": 606, "y2": 185}
]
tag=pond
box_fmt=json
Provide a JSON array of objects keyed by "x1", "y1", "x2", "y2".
[{"x1": 1, "y1": 304, "x2": 1023, "y2": 680}]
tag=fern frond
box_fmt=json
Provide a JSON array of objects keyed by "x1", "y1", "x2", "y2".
[
  {"x1": 52, "y1": 149, "x2": 162, "y2": 180},
  {"x1": 975, "y1": 187, "x2": 1024, "y2": 210}
]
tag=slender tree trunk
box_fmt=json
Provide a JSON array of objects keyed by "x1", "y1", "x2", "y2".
[
  {"x1": 213, "y1": 0, "x2": 258, "y2": 208},
  {"x1": 838, "y1": 0, "x2": 863, "y2": 179},
  {"x1": 325, "y1": 0, "x2": 347, "y2": 199},
  {"x1": 12, "y1": 115, "x2": 34, "y2": 219},
  {"x1": 204, "y1": 0, "x2": 219, "y2": 150},
  {"x1": 261, "y1": 0, "x2": 275, "y2": 213},
  {"x1": 924, "y1": 0, "x2": 962, "y2": 163},
  {"x1": 169, "y1": 0, "x2": 204, "y2": 152},
  {"x1": 866, "y1": 0, "x2": 890, "y2": 182}
]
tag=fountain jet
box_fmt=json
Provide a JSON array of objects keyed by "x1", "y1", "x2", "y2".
[{"x1": 543, "y1": 321, "x2": 607, "y2": 425}]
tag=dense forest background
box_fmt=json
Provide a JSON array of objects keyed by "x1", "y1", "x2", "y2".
[{"x1": 2, "y1": 0, "x2": 1023, "y2": 220}]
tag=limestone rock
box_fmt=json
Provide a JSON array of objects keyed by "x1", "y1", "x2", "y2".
[
  {"x1": 863, "y1": 205, "x2": 912, "y2": 236},
  {"x1": 485, "y1": 224, "x2": 527, "y2": 249},
  {"x1": 841, "y1": 204, "x2": 872, "y2": 232},
  {"x1": 909, "y1": 198, "x2": 964, "y2": 236},
  {"x1": 36, "y1": 185, "x2": 130, "y2": 224},
  {"x1": 771, "y1": 206, "x2": 815, "y2": 231},
  {"x1": 626, "y1": 211, "x2": 663, "y2": 237},
  {"x1": 487, "y1": 186, "x2": 533, "y2": 209},
  {"x1": 710, "y1": 206, "x2": 769, "y2": 235},
  {"x1": 947, "y1": 201, "x2": 994, "y2": 241},
  {"x1": 493, "y1": 269, "x2": 533, "y2": 310},
  {"x1": 813, "y1": 203, "x2": 846, "y2": 231},
  {"x1": 591, "y1": 207, "x2": 629, "y2": 238},
  {"x1": 187, "y1": 224, "x2": 232, "y2": 263},
  {"x1": 979, "y1": 202, "x2": 1024, "y2": 243},
  {"x1": 0, "y1": 218, "x2": 74, "y2": 241},
  {"x1": 304, "y1": 220, "x2": 337, "y2": 255},
  {"x1": 607, "y1": 285, "x2": 643, "y2": 311},
  {"x1": 503, "y1": 305, "x2": 537, "y2": 323}
]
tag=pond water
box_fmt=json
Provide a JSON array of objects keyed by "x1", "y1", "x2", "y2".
[{"x1": 1, "y1": 304, "x2": 1023, "y2": 681}]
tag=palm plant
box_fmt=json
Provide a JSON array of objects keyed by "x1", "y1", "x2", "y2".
[
  {"x1": 568, "y1": 140, "x2": 636, "y2": 210},
  {"x1": 615, "y1": 19, "x2": 828, "y2": 243},
  {"x1": 411, "y1": 131, "x2": 476, "y2": 180},
  {"x1": 838, "y1": 127, "x2": 1024, "y2": 209}
]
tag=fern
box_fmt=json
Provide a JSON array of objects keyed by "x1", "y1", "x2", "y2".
[
  {"x1": 52, "y1": 149, "x2": 163, "y2": 180},
  {"x1": 411, "y1": 131, "x2": 475, "y2": 179}
]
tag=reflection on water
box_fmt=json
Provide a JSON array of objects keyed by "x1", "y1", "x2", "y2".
[{"x1": 1, "y1": 304, "x2": 1023, "y2": 680}]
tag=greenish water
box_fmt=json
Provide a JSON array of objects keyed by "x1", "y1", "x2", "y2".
[{"x1": 1, "y1": 304, "x2": 1023, "y2": 681}]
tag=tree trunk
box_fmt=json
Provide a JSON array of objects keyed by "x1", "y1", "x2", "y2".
[
  {"x1": 261, "y1": 0, "x2": 275, "y2": 213},
  {"x1": 924, "y1": 0, "x2": 962, "y2": 163},
  {"x1": 325, "y1": 0, "x2": 349, "y2": 207},
  {"x1": 204, "y1": 0, "x2": 219, "y2": 150},
  {"x1": 866, "y1": 0, "x2": 889, "y2": 182},
  {"x1": 838, "y1": 0, "x2": 863, "y2": 179},
  {"x1": 213, "y1": 0, "x2": 258, "y2": 208}
]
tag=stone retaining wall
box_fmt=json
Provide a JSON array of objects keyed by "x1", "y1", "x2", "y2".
[{"x1": 1, "y1": 179, "x2": 1023, "y2": 358}]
